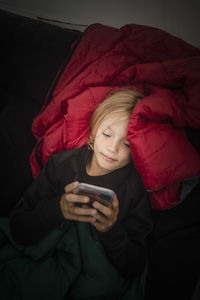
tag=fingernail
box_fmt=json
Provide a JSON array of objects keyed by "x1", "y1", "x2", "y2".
[{"x1": 92, "y1": 202, "x2": 97, "y2": 208}]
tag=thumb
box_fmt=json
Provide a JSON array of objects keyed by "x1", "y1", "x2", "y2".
[
  {"x1": 64, "y1": 181, "x2": 79, "y2": 193},
  {"x1": 112, "y1": 194, "x2": 119, "y2": 210}
]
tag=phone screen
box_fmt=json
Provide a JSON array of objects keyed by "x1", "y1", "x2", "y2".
[{"x1": 76, "y1": 183, "x2": 114, "y2": 207}]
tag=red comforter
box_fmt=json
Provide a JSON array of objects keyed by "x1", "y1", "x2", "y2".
[{"x1": 30, "y1": 23, "x2": 200, "y2": 209}]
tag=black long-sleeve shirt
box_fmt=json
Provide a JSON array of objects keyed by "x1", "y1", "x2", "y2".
[{"x1": 10, "y1": 146, "x2": 152, "y2": 278}]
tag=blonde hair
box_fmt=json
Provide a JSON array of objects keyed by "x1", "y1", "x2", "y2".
[{"x1": 87, "y1": 88, "x2": 143, "y2": 150}]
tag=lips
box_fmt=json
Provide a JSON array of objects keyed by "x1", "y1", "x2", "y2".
[{"x1": 101, "y1": 153, "x2": 117, "y2": 162}]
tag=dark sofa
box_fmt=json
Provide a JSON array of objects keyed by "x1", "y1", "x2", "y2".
[
  {"x1": 0, "y1": 9, "x2": 81, "y2": 215},
  {"x1": 0, "y1": 9, "x2": 200, "y2": 300}
]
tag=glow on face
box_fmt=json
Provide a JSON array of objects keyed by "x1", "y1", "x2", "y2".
[{"x1": 88, "y1": 113, "x2": 132, "y2": 176}]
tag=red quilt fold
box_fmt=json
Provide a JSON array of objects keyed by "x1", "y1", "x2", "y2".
[{"x1": 31, "y1": 23, "x2": 200, "y2": 209}]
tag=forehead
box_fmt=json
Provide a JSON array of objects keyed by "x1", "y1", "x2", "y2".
[
  {"x1": 102, "y1": 112, "x2": 129, "y2": 126},
  {"x1": 98, "y1": 113, "x2": 129, "y2": 132}
]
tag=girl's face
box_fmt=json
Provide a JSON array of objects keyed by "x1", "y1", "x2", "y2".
[{"x1": 88, "y1": 113, "x2": 132, "y2": 176}]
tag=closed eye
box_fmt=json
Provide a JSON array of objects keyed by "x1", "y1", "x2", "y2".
[
  {"x1": 103, "y1": 132, "x2": 111, "y2": 137},
  {"x1": 123, "y1": 142, "x2": 130, "y2": 148}
]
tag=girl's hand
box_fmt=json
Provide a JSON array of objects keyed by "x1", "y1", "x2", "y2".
[
  {"x1": 89, "y1": 194, "x2": 119, "y2": 232},
  {"x1": 60, "y1": 181, "x2": 98, "y2": 222}
]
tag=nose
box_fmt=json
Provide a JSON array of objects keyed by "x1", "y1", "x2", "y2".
[{"x1": 107, "y1": 140, "x2": 119, "y2": 153}]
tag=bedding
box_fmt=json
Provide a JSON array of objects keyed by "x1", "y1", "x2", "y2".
[
  {"x1": 0, "y1": 217, "x2": 146, "y2": 300},
  {"x1": 30, "y1": 23, "x2": 200, "y2": 210}
]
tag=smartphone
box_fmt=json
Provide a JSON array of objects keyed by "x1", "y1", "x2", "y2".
[{"x1": 75, "y1": 183, "x2": 114, "y2": 208}]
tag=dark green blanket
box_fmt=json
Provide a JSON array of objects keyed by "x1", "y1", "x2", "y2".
[{"x1": 0, "y1": 218, "x2": 146, "y2": 300}]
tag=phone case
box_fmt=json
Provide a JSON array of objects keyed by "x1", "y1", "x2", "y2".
[{"x1": 76, "y1": 183, "x2": 114, "y2": 207}]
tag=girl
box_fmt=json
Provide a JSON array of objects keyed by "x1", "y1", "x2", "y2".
[{"x1": 10, "y1": 88, "x2": 152, "y2": 279}]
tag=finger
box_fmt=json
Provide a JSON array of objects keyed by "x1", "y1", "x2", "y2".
[
  {"x1": 64, "y1": 181, "x2": 79, "y2": 193},
  {"x1": 82, "y1": 204, "x2": 89, "y2": 209},
  {"x1": 93, "y1": 211, "x2": 114, "y2": 227},
  {"x1": 89, "y1": 218, "x2": 109, "y2": 232},
  {"x1": 67, "y1": 214, "x2": 97, "y2": 223},
  {"x1": 62, "y1": 199, "x2": 98, "y2": 221},
  {"x1": 92, "y1": 194, "x2": 118, "y2": 215},
  {"x1": 112, "y1": 194, "x2": 119, "y2": 211},
  {"x1": 69, "y1": 205, "x2": 97, "y2": 217},
  {"x1": 90, "y1": 221, "x2": 104, "y2": 231},
  {"x1": 93, "y1": 213, "x2": 109, "y2": 226},
  {"x1": 92, "y1": 201, "x2": 112, "y2": 218},
  {"x1": 77, "y1": 216, "x2": 97, "y2": 223},
  {"x1": 65, "y1": 193, "x2": 90, "y2": 205}
]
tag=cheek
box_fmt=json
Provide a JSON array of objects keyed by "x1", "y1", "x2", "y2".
[
  {"x1": 93, "y1": 135, "x2": 102, "y2": 152},
  {"x1": 120, "y1": 148, "x2": 132, "y2": 162},
  {"x1": 94, "y1": 135, "x2": 100, "y2": 144},
  {"x1": 94, "y1": 134, "x2": 105, "y2": 147}
]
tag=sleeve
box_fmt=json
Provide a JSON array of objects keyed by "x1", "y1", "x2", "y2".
[
  {"x1": 98, "y1": 180, "x2": 152, "y2": 279},
  {"x1": 10, "y1": 155, "x2": 66, "y2": 245}
]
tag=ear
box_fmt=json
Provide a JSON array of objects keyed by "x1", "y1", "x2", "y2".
[{"x1": 87, "y1": 134, "x2": 95, "y2": 150}]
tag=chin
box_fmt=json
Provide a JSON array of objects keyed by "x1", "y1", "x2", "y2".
[{"x1": 100, "y1": 163, "x2": 117, "y2": 173}]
